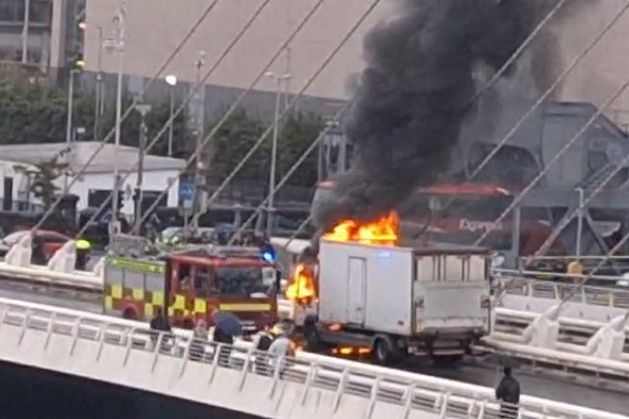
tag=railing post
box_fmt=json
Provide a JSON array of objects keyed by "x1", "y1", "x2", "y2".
[
  {"x1": 178, "y1": 337, "x2": 193, "y2": 378},
  {"x1": 123, "y1": 327, "x2": 136, "y2": 366},
  {"x1": 96, "y1": 323, "x2": 109, "y2": 361},
  {"x1": 238, "y1": 347, "x2": 253, "y2": 391},
  {"x1": 401, "y1": 383, "x2": 416, "y2": 419},
  {"x1": 0, "y1": 304, "x2": 7, "y2": 330},
  {"x1": 365, "y1": 376, "x2": 381, "y2": 419},
  {"x1": 44, "y1": 312, "x2": 57, "y2": 350},
  {"x1": 333, "y1": 367, "x2": 349, "y2": 413},
  {"x1": 69, "y1": 318, "x2": 82, "y2": 356},
  {"x1": 439, "y1": 392, "x2": 450, "y2": 418},
  {"x1": 17, "y1": 309, "x2": 31, "y2": 346},
  {"x1": 151, "y1": 332, "x2": 164, "y2": 373},
  {"x1": 300, "y1": 362, "x2": 317, "y2": 406},
  {"x1": 476, "y1": 400, "x2": 486, "y2": 419},
  {"x1": 207, "y1": 343, "x2": 221, "y2": 385},
  {"x1": 268, "y1": 354, "x2": 284, "y2": 399}
]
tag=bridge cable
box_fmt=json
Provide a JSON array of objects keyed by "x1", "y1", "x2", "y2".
[
  {"x1": 76, "y1": 0, "x2": 331, "y2": 238},
  {"x1": 136, "y1": 0, "x2": 381, "y2": 233},
  {"x1": 74, "y1": 0, "x2": 279, "y2": 237},
  {"x1": 33, "y1": 0, "x2": 223, "y2": 231},
  {"x1": 423, "y1": 2, "x2": 629, "y2": 243},
  {"x1": 474, "y1": 80, "x2": 629, "y2": 249},
  {"x1": 224, "y1": 102, "x2": 352, "y2": 245}
]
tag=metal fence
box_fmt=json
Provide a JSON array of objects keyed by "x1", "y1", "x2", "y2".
[{"x1": 0, "y1": 298, "x2": 623, "y2": 419}]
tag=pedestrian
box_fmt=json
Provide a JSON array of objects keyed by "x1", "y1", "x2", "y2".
[
  {"x1": 251, "y1": 326, "x2": 273, "y2": 375},
  {"x1": 149, "y1": 307, "x2": 171, "y2": 351},
  {"x1": 495, "y1": 366, "x2": 520, "y2": 419},
  {"x1": 190, "y1": 319, "x2": 209, "y2": 362},
  {"x1": 268, "y1": 323, "x2": 295, "y2": 377},
  {"x1": 211, "y1": 309, "x2": 236, "y2": 366}
]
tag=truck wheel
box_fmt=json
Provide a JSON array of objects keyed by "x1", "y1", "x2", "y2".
[{"x1": 374, "y1": 338, "x2": 396, "y2": 365}]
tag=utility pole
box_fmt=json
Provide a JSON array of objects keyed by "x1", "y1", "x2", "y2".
[
  {"x1": 133, "y1": 103, "x2": 151, "y2": 234},
  {"x1": 104, "y1": 5, "x2": 125, "y2": 241},
  {"x1": 264, "y1": 72, "x2": 291, "y2": 236},
  {"x1": 65, "y1": 69, "x2": 77, "y2": 144},
  {"x1": 21, "y1": 0, "x2": 30, "y2": 64},
  {"x1": 165, "y1": 74, "x2": 178, "y2": 157},
  {"x1": 94, "y1": 26, "x2": 104, "y2": 141},
  {"x1": 191, "y1": 51, "x2": 205, "y2": 233}
]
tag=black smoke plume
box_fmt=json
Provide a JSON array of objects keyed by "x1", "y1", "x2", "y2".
[{"x1": 314, "y1": 0, "x2": 563, "y2": 231}]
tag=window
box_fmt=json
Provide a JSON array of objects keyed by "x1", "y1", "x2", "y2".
[
  {"x1": 214, "y1": 266, "x2": 270, "y2": 297},
  {"x1": 176, "y1": 262, "x2": 192, "y2": 292},
  {"x1": 193, "y1": 266, "x2": 212, "y2": 298}
]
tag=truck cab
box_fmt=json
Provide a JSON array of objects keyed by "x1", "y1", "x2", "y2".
[{"x1": 103, "y1": 246, "x2": 280, "y2": 333}]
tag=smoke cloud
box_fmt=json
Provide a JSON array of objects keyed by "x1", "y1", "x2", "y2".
[{"x1": 314, "y1": 0, "x2": 564, "y2": 230}]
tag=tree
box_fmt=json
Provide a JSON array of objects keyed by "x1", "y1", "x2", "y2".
[
  {"x1": 276, "y1": 112, "x2": 323, "y2": 187},
  {"x1": 28, "y1": 156, "x2": 69, "y2": 209}
]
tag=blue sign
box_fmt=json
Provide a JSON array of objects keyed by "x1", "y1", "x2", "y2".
[{"x1": 179, "y1": 181, "x2": 196, "y2": 209}]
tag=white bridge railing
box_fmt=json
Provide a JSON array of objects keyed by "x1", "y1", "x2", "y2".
[{"x1": 0, "y1": 297, "x2": 623, "y2": 419}]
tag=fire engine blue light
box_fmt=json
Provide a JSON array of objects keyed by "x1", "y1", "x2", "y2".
[{"x1": 262, "y1": 251, "x2": 275, "y2": 263}]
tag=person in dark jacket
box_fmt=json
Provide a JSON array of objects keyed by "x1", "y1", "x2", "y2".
[
  {"x1": 149, "y1": 307, "x2": 171, "y2": 350},
  {"x1": 495, "y1": 367, "x2": 520, "y2": 419},
  {"x1": 212, "y1": 321, "x2": 235, "y2": 366}
]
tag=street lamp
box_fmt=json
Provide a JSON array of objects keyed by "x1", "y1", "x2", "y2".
[
  {"x1": 264, "y1": 71, "x2": 291, "y2": 236},
  {"x1": 65, "y1": 69, "x2": 80, "y2": 144},
  {"x1": 165, "y1": 74, "x2": 178, "y2": 157},
  {"x1": 103, "y1": 7, "x2": 125, "y2": 239}
]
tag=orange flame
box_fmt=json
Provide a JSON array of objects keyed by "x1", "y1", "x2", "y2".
[
  {"x1": 286, "y1": 263, "x2": 317, "y2": 303},
  {"x1": 324, "y1": 211, "x2": 400, "y2": 246}
]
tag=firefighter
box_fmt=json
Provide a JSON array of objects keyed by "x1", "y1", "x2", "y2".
[{"x1": 495, "y1": 367, "x2": 520, "y2": 419}]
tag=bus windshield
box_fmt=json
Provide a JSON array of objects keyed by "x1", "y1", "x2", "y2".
[{"x1": 215, "y1": 266, "x2": 276, "y2": 298}]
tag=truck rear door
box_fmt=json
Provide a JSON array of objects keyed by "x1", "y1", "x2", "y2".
[
  {"x1": 346, "y1": 257, "x2": 367, "y2": 324},
  {"x1": 414, "y1": 253, "x2": 490, "y2": 334}
]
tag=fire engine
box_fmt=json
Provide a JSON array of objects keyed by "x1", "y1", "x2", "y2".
[{"x1": 103, "y1": 242, "x2": 280, "y2": 333}]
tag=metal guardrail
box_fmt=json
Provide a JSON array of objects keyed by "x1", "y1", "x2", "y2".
[
  {"x1": 0, "y1": 298, "x2": 623, "y2": 419},
  {"x1": 498, "y1": 274, "x2": 629, "y2": 310}
]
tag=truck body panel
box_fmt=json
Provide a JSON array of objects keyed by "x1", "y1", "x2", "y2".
[
  {"x1": 318, "y1": 239, "x2": 490, "y2": 342},
  {"x1": 319, "y1": 240, "x2": 414, "y2": 336}
]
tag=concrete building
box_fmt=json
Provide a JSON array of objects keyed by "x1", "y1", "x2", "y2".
[
  {"x1": 0, "y1": 0, "x2": 84, "y2": 80},
  {"x1": 0, "y1": 142, "x2": 185, "y2": 215},
  {"x1": 82, "y1": 0, "x2": 401, "y2": 121},
  {"x1": 81, "y1": 0, "x2": 629, "y2": 126}
]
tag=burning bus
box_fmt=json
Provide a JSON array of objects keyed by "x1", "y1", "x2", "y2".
[
  {"x1": 312, "y1": 180, "x2": 565, "y2": 265},
  {"x1": 285, "y1": 210, "x2": 491, "y2": 365}
]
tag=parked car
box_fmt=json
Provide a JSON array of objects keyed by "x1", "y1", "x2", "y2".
[{"x1": 0, "y1": 229, "x2": 91, "y2": 268}]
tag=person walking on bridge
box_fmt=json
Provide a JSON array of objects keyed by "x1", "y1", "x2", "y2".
[{"x1": 495, "y1": 366, "x2": 520, "y2": 419}]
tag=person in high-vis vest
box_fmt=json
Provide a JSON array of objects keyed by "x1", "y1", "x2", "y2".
[{"x1": 567, "y1": 259, "x2": 584, "y2": 284}]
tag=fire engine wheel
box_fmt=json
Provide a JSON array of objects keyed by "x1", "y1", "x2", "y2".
[
  {"x1": 122, "y1": 307, "x2": 138, "y2": 320},
  {"x1": 373, "y1": 337, "x2": 397, "y2": 365}
]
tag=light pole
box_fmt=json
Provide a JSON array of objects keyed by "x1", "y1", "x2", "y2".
[
  {"x1": 21, "y1": 0, "x2": 30, "y2": 64},
  {"x1": 95, "y1": 25, "x2": 104, "y2": 141},
  {"x1": 264, "y1": 71, "x2": 291, "y2": 236},
  {"x1": 191, "y1": 51, "x2": 205, "y2": 233},
  {"x1": 65, "y1": 69, "x2": 79, "y2": 144},
  {"x1": 165, "y1": 74, "x2": 177, "y2": 157},
  {"x1": 133, "y1": 102, "x2": 151, "y2": 234},
  {"x1": 104, "y1": 7, "x2": 125, "y2": 239}
]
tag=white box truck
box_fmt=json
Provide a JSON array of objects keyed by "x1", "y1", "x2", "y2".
[{"x1": 303, "y1": 239, "x2": 491, "y2": 364}]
